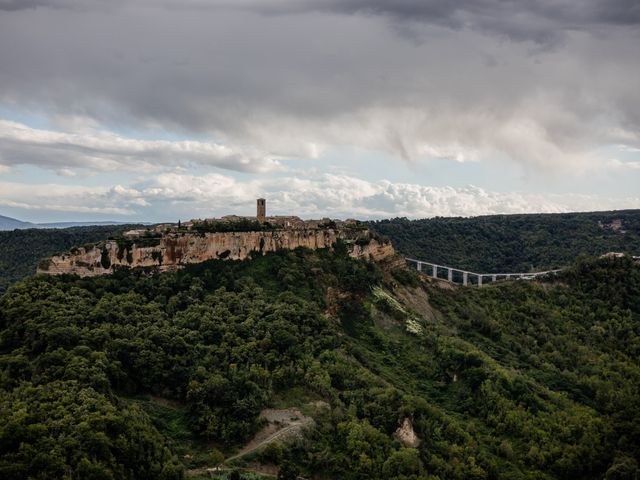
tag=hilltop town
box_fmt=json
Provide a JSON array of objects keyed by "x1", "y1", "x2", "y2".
[
  {"x1": 37, "y1": 199, "x2": 395, "y2": 277},
  {"x1": 123, "y1": 198, "x2": 360, "y2": 239}
]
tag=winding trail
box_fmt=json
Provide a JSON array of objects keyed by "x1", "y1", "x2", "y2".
[
  {"x1": 224, "y1": 422, "x2": 307, "y2": 464},
  {"x1": 185, "y1": 408, "x2": 313, "y2": 478}
]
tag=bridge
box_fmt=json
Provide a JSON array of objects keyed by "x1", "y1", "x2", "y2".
[{"x1": 406, "y1": 258, "x2": 562, "y2": 287}]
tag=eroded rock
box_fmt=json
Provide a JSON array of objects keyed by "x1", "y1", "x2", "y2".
[
  {"x1": 394, "y1": 417, "x2": 420, "y2": 448},
  {"x1": 38, "y1": 229, "x2": 395, "y2": 277}
]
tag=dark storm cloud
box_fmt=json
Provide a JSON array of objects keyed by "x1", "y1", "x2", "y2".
[
  {"x1": 0, "y1": 0, "x2": 86, "y2": 11},
  {"x1": 0, "y1": 0, "x2": 638, "y2": 171},
  {"x1": 217, "y1": 0, "x2": 640, "y2": 45},
  {"x1": 4, "y1": 1, "x2": 639, "y2": 41},
  {"x1": 291, "y1": 0, "x2": 640, "y2": 26},
  {"x1": 0, "y1": 0, "x2": 119, "y2": 11},
  {"x1": 0, "y1": 0, "x2": 46, "y2": 10}
]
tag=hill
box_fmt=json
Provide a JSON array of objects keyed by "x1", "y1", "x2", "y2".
[
  {"x1": 0, "y1": 224, "x2": 142, "y2": 293},
  {"x1": 36, "y1": 221, "x2": 133, "y2": 228},
  {"x1": 0, "y1": 214, "x2": 34, "y2": 230},
  {"x1": 0, "y1": 213, "x2": 133, "y2": 231},
  {"x1": 368, "y1": 210, "x2": 640, "y2": 272},
  {"x1": 0, "y1": 248, "x2": 638, "y2": 479}
]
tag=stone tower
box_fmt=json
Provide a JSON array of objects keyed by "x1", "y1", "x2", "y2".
[{"x1": 257, "y1": 198, "x2": 266, "y2": 223}]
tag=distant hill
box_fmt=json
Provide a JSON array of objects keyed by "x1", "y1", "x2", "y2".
[
  {"x1": 0, "y1": 214, "x2": 130, "y2": 231},
  {"x1": 0, "y1": 224, "x2": 143, "y2": 292},
  {"x1": 36, "y1": 220, "x2": 131, "y2": 228},
  {"x1": 368, "y1": 209, "x2": 640, "y2": 273},
  {"x1": 0, "y1": 214, "x2": 35, "y2": 230}
]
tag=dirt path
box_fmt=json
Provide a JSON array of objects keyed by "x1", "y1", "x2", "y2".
[
  {"x1": 227, "y1": 408, "x2": 314, "y2": 463},
  {"x1": 226, "y1": 422, "x2": 304, "y2": 463},
  {"x1": 185, "y1": 465, "x2": 276, "y2": 478},
  {"x1": 185, "y1": 408, "x2": 314, "y2": 477}
]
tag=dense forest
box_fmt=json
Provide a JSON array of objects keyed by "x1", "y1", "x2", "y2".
[
  {"x1": 368, "y1": 210, "x2": 640, "y2": 272},
  {"x1": 1, "y1": 244, "x2": 639, "y2": 479},
  {"x1": 0, "y1": 225, "x2": 142, "y2": 293}
]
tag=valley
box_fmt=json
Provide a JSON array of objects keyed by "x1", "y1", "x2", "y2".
[{"x1": 0, "y1": 211, "x2": 639, "y2": 479}]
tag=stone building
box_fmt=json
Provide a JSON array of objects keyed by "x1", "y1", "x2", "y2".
[{"x1": 257, "y1": 198, "x2": 266, "y2": 223}]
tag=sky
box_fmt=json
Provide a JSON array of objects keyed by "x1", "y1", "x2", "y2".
[{"x1": 0, "y1": 0, "x2": 639, "y2": 223}]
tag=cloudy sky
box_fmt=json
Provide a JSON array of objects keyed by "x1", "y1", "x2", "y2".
[{"x1": 0, "y1": 0, "x2": 639, "y2": 222}]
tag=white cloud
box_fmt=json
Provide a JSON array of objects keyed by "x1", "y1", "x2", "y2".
[
  {"x1": 2, "y1": 171, "x2": 639, "y2": 221},
  {"x1": 251, "y1": 174, "x2": 640, "y2": 218},
  {"x1": 56, "y1": 168, "x2": 78, "y2": 177},
  {"x1": 0, "y1": 120, "x2": 284, "y2": 174},
  {"x1": 606, "y1": 158, "x2": 640, "y2": 170},
  {"x1": 0, "y1": 181, "x2": 142, "y2": 215}
]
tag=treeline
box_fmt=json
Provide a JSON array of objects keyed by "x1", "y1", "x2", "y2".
[
  {"x1": 1, "y1": 248, "x2": 639, "y2": 479},
  {"x1": 0, "y1": 225, "x2": 142, "y2": 293},
  {"x1": 368, "y1": 210, "x2": 640, "y2": 272},
  {"x1": 190, "y1": 218, "x2": 280, "y2": 233}
]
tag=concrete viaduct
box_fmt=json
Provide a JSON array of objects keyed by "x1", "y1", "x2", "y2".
[{"x1": 406, "y1": 258, "x2": 561, "y2": 287}]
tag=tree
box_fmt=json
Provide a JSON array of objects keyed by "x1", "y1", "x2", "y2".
[
  {"x1": 277, "y1": 461, "x2": 299, "y2": 480},
  {"x1": 382, "y1": 448, "x2": 424, "y2": 478}
]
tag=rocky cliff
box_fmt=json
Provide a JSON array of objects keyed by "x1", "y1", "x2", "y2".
[{"x1": 37, "y1": 228, "x2": 395, "y2": 277}]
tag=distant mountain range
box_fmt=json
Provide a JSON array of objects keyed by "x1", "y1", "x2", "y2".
[{"x1": 0, "y1": 214, "x2": 132, "y2": 231}]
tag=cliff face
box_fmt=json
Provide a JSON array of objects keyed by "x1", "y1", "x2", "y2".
[{"x1": 37, "y1": 229, "x2": 395, "y2": 277}]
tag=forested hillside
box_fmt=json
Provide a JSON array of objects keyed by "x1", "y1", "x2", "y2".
[
  {"x1": 0, "y1": 225, "x2": 141, "y2": 293},
  {"x1": 1, "y1": 246, "x2": 638, "y2": 479},
  {"x1": 368, "y1": 210, "x2": 640, "y2": 272}
]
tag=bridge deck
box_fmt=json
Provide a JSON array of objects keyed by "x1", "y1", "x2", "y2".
[{"x1": 405, "y1": 258, "x2": 561, "y2": 286}]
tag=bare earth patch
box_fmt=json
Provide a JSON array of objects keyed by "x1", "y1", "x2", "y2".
[
  {"x1": 227, "y1": 408, "x2": 315, "y2": 462},
  {"x1": 186, "y1": 407, "x2": 317, "y2": 477},
  {"x1": 393, "y1": 284, "x2": 439, "y2": 322}
]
